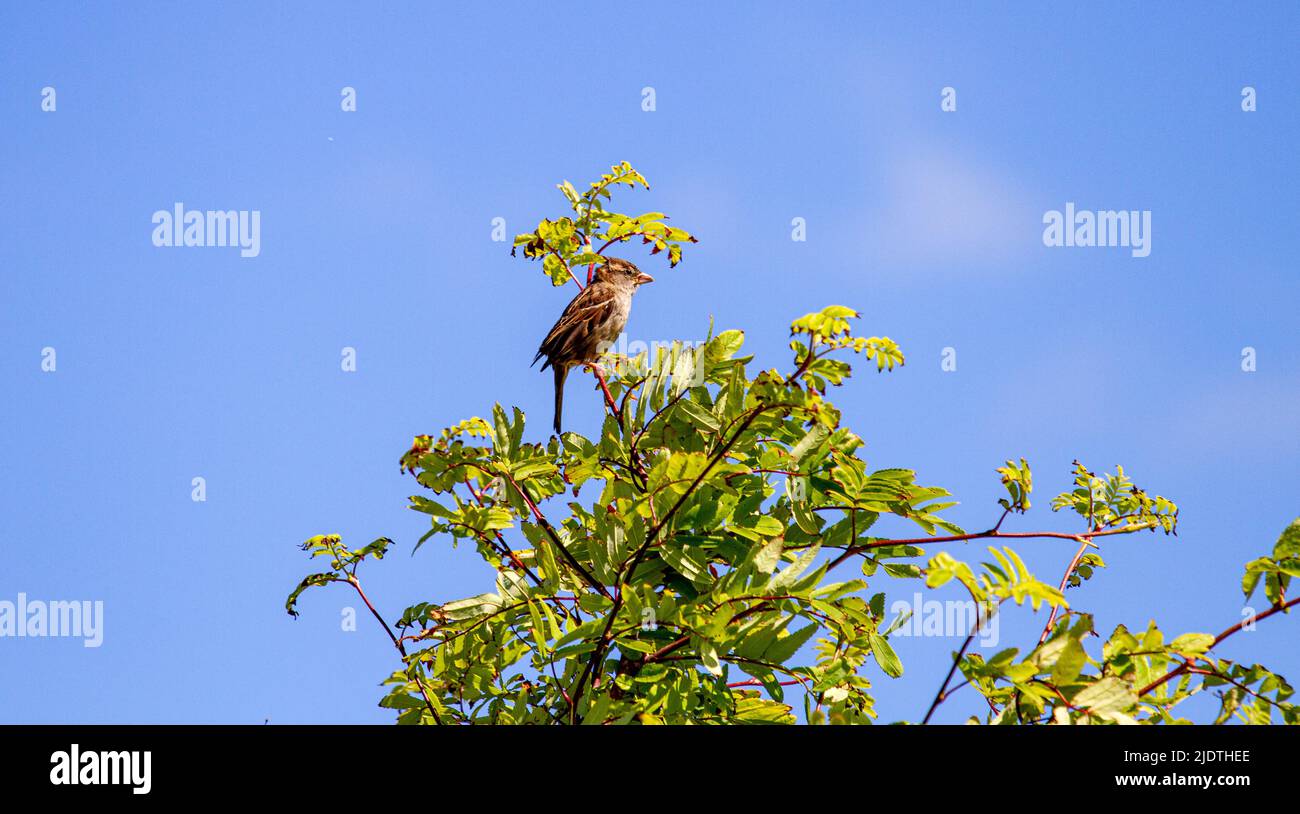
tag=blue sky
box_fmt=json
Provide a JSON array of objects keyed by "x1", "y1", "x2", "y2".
[{"x1": 1, "y1": 3, "x2": 1297, "y2": 724}]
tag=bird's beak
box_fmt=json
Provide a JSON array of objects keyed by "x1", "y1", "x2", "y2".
[{"x1": 635, "y1": 272, "x2": 655, "y2": 286}]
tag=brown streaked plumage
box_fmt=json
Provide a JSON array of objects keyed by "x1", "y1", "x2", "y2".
[{"x1": 533, "y1": 258, "x2": 654, "y2": 434}]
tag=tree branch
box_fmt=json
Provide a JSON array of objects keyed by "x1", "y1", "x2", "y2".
[
  {"x1": 1037, "y1": 536, "x2": 1093, "y2": 646},
  {"x1": 1138, "y1": 596, "x2": 1300, "y2": 697},
  {"x1": 826, "y1": 521, "x2": 1155, "y2": 572},
  {"x1": 566, "y1": 403, "x2": 779, "y2": 722},
  {"x1": 501, "y1": 472, "x2": 609, "y2": 597},
  {"x1": 346, "y1": 575, "x2": 442, "y2": 725}
]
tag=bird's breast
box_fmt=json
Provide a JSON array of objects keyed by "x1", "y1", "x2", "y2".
[{"x1": 593, "y1": 296, "x2": 632, "y2": 342}]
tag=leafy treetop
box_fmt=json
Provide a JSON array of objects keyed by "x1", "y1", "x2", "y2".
[
  {"x1": 512, "y1": 161, "x2": 698, "y2": 288},
  {"x1": 289, "y1": 163, "x2": 1297, "y2": 726}
]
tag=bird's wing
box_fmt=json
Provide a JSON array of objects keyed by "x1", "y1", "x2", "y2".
[{"x1": 533, "y1": 283, "x2": 620, "y2": 369}]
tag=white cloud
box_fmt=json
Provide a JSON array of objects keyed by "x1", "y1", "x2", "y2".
[{"x1": 860, "y1": 145, "x2": 1037, "y2": 272}]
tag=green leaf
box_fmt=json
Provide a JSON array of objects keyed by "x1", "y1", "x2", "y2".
[
  {"x1": 732, "y1": 697, "x2": 795, "y2": 724},
  {"x1": 675, "y1": 397, "x2": 721, "y2": 432},
  {"x1": 868, "y1": 630, "x2": 903, "y2": 678},
  {"x1": 706, "y1": 330, "x2": 745, "y2": 363},
  {"x1": 1274, "y1": 518, "x2": 1300, "y2": 559},
  {"x1": 770, "y1": 542, "x2": 820, "y2": 590},
  {"x1": 1169, "y1": 632, "x2": 1215, "y2": 656},
  {"x1": 1051, "y1": 637, "x2": 1088, "y2": 685},
  {"x1": 763, "y1": 623, "x2": 819, "y2": 664},
  {"x1": 753, "y1": 537, "x2": 784, "y2": 575},
  {"x1": 1072, "y1": 677, "x2": 1138, "y2": 724},
  {"x1": 700, "y1": 641, "x2": 723, "y2": 676}
]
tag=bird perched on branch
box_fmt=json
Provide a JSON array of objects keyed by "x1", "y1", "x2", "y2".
[{"x1": 533, "y1": 257, "x2": 654, "y2": 435}]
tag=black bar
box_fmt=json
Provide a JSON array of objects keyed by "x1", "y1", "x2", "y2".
[{"x1": 0, "y1": 724, "x2": 1290, "y2": 800}]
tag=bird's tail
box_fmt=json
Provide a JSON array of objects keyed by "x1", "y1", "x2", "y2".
[{"x1": 552, "y1": 365, "x2": 567, "y2": 435}]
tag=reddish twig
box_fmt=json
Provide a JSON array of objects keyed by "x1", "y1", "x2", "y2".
[
  {"x1": 1139, "y1": 596, "x2": 1300, "y2": 697},
  {"x1": 826, "y1": 522, "x2": 1156, "y2": 572},
  {"x1": 346, "y1": 575, "x2": 442, "y2": 725},
  {"x1": 500, "y1": 472, "x2": 608, "y2": 596},
  {"x1": 585, "y1": 363, "x2": 621, "y2": 424},
  {"x1": 921, "y1": 590, "x2": 999, "y2": 724},
  {"x1": 1037, "y1": 536, "x2": 1093, "y2": 645}
]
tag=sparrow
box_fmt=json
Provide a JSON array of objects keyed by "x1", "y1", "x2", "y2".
[{"x1": 533, "y1": 257, "x2": 654, "y2": 435}]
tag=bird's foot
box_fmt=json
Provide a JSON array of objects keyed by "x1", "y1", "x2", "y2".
[{"x1": 584, "y1": 364, "x2": 620, "y2": 419}]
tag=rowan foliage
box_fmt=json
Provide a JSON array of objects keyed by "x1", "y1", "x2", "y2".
[{"x1": 289, "y1": 164, "x2": 1297, "y2": 725}]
